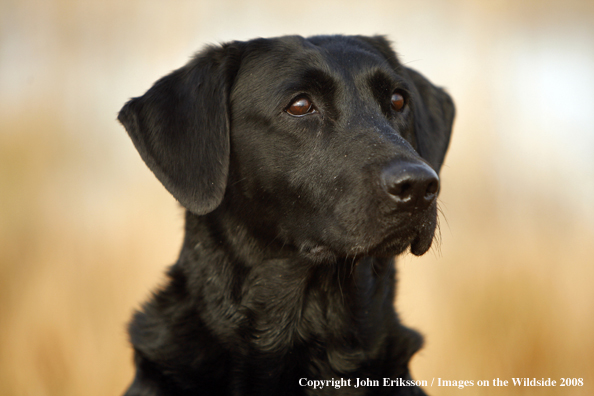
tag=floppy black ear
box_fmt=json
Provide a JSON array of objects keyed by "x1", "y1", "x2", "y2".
[
  {"x1": 118, "y1": 44, "x2": 241, "y2": 215},
  {"x1": 404, "y1": 67, "x2": 455, "y2": 173}
]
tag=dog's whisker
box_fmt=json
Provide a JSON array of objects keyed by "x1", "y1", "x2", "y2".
[{"x1": 337, "y1": 263, "x2": 345, "y2": 304}]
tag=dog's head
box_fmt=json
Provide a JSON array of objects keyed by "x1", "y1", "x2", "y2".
[{"x1": 119, "y1": 35, "x2": 454, "y2": 262}]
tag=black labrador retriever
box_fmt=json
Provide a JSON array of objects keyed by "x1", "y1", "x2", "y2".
[{"x1": 118, "y1": 35, "x2": 454, "y2": 396}]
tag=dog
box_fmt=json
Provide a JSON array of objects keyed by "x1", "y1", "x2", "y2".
[{"x1": 118, "y1": 34, "x2": 454, "y2": 396}]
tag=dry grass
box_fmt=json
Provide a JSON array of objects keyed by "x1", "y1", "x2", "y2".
[{"x1": 0, "y1": 108, "x2": 183, "y2": 396}]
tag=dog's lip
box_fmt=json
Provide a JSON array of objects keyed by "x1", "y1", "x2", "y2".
[
  {"x1": 296, "y1": 209, "x2": 434, "y2": 260},
  {"x1": 361, "y1": 210, "x2": 437, "y2": 256},
  {"x1": 365, "y1": 227, "x2": 417, "y2": 256},
  {"x1": 410, "y1": 233, "x2": 433, "y2": 256}
]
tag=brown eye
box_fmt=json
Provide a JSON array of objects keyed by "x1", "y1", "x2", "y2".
[
  {"x1": 286, "y1": 97, "x2": 315, "y2": 116},
  {"x1": 391, "y1": 91, "x2": 405, "y2": 112}
]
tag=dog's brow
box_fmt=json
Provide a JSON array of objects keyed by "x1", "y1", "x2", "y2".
[
  {"x1": 366, "y1": 69, "x2": 407, "y2": 90},
  {"x1": 282, "y1": 68, "x2": 338, "y2": 96}
]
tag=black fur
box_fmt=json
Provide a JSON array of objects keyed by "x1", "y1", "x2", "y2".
[{"x1": 118, "y1": 35, "x2": 454, "y2": 396}]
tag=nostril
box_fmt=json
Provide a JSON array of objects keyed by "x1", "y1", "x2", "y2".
[
  {"x1": 388, "y1": 180, "x2": 413, "y2": 202},
  {"x1": 425, "y1": 179, "x2": 439, "y2": 198}
]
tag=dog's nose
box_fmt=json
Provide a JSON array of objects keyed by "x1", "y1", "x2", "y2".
[{"x1": 381, "y1": 162, "x2": 439, "y2": 211}]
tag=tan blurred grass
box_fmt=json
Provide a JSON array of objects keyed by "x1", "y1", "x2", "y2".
[
  {"x1": 0, "y1": 106, "x2": 183, "y2": 395},
  {"x1": 1, "y1": 1, "x2": 593, "y2": 395}
]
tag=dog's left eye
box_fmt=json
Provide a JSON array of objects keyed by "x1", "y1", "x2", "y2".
[
  {"x1": 391, "y1": 90, "x2": 406, "y2": 112},
  {"x1": 286, "y1": 97, "x2": 316, "y2": 117}
]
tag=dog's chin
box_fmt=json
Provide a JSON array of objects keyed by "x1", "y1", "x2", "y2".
[
  {"x1": 297, "y1": 208, "x2": 438, "y2": 263},
  {"x1": 298, "y1": 229, "x2": 435, "y2": 264}
]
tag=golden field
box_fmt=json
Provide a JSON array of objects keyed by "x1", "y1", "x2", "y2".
[{"x1": 1, "y1": 1, "x2": 593, "y2": 395}]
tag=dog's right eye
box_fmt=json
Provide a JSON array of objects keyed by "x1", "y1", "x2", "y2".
[{"x1": 286, "y1": 97, "x2": 316, "y2": 117}]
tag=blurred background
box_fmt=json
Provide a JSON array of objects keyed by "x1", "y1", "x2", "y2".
[{"x1": 1, "y1": 0, "x2": 593, "y2": 395}]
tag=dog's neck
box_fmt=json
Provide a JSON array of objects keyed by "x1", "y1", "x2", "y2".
[
  {"x1": 173, "y1": 211, "x2": 421, "y2": 370},
  {"x1": 129, "y1": 210, "x2": 423, "y2": 392}
]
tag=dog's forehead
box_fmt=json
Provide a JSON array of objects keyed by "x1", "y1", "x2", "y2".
[
  {"x1": 306, "y1": 36, "x2": 393, "y2": 72},
  {"x1": 268, "y1": 37, "x2": 388, "y2": 69},
  {"x1": 232, "y1": 36, "x2": 395, "y2": 99}
]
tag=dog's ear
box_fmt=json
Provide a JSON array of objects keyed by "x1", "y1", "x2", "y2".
[
  {"x1": 118, "y1": 44, "x2": 241, "y2": 215},
  {"x1": 404, "y1": 67, "x2": 455, "y2": 173}
]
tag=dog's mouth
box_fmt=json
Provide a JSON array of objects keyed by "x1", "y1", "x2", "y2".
[
  {"x1": 365, "y1": 221, "x2": 436, "y2": 258},
  {"x1": 298, "y1": 213, "x2": 437, "y2": 263}
]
